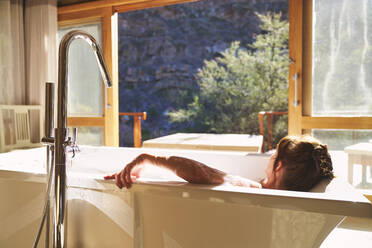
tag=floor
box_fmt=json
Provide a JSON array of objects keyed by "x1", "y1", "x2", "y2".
[
  {"x1": 320, "y1": 151, "x2": 372, "y2": 248},
  {"x1": 321, "y1": 217, "x2": 372, "y2": 248}
]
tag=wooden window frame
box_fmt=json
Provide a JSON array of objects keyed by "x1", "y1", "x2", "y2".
[
  {"x1": 58, "y1": 0, "x2": 197, "y2": 146},
  {"x1": 58, "y1": 8, "x2": 119, "y2": 146},
  {"x1": 58, "y1": 0, "x2": 372, "y2": 144},
  {"x1": 288, "y1": 0, "x2": 372, "y2": 135}
]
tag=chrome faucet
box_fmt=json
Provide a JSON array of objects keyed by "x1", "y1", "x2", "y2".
[{"x1": 52, "y1": 30, "x2": 112, "y2": 248}]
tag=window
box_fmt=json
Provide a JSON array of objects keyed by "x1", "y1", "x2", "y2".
[
  {"x1": 289, "y1": 0, "x2": 372, "y2": 190},
  {"x1": 58, "y1": 22, "x2": 105, "y2": 146},
  {"x1": 57, "y1": 1, "x2": 195, "y2": 147},
  {"x1": 312, "y1": 0, "x2": 372, "y2": 117},
  {"x1": 58, "y1": 8, "x2": 119, "y2": 147},
  {"x1": 58, "y1": 22, "x2": 104, "y2": 117}
]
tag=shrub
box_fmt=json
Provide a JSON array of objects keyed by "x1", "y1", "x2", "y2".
[{"x1": 168, "y1": 12, "x2": 289, "y2": 146}]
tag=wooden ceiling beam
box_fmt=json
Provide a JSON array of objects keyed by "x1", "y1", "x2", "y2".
[
  {"x1": 58, "y1": 0, "x2": 198, "y2": 15},
  {"x1": 113, "y1": 0, "x2": 197, "y2": 13}
]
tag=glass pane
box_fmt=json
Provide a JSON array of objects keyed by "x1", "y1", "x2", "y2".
[
  {"x1": 313, "y1": 129, "x2": 372, "y2": 189},
  {"x1": 58, "y1": 23, "x2": 103, "y2": 117},
  {"x1": 69, "y1": 126, "x2": 103, "y2": 146},
  {"x1": 312, "y1": 0, "x2": 372, "y2": 116}
]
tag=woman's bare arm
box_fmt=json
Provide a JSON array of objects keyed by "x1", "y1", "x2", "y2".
[{"x1": 104, "y1": 153, "x2": 227, "y2": 188}]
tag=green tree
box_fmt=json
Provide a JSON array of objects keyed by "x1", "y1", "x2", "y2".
[{"x1": 168, "y1": 12, "x2": 289, "y2": 146}]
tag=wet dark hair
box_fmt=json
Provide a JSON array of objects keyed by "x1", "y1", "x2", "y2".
[{"x1": 274, "y1": 135, "x2": 334, "y2": 191}]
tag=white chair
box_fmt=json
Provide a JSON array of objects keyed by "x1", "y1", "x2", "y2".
[{"x1": 0, "y1": 105, "x2": 43, "y2": 153}]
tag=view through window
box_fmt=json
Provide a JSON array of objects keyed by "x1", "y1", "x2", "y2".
[{"x1": 118, "y1": 0, "x2": 289, "y2": 151}]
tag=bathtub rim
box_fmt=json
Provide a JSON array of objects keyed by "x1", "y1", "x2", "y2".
[{"x1": 1, "y1": 166, "x2": 371, "y2": 219}]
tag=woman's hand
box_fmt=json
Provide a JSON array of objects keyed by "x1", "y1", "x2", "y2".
[
  {"x1": 104, "y1": 163, "x2": 143, "y2": 189},
  {"x1": 104, "y1": 154, "x2": 150, "y2": 189}
]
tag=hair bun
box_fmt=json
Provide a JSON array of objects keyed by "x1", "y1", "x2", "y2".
[{"x1": 312, "y1": 145, "x2": 334, "y2": 179}]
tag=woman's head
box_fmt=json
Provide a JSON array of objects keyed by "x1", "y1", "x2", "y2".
[{"x1": 263, "y1": 135, "x2": 334, "y2": 191}]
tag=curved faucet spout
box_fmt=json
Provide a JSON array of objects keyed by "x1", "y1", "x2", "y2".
[{"x1": 57, "y1": 30, "x2": 112, "y2": 129}]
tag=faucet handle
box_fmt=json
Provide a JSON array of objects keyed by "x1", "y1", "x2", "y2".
[
  {"x1": 65, "y1": 127, "x2": 80, "y2": 158},
  {"x1": 41, "y1": 136, "x2": 55, "y2": 145},
  {"x1": 71, "y1": 127, "x2": 78, "y2": 144},
  {"x1": 65, "y1": 127, "x2": 78, "y2": 145}
]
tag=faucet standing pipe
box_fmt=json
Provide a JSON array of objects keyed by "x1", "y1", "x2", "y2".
[{"x1": 54, "y1": 30, "x2": 112, "y2": 248}]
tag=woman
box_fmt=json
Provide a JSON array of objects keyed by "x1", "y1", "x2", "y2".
[{"x1": 104, "y1": 135, "x2": 334, "y2": 191}]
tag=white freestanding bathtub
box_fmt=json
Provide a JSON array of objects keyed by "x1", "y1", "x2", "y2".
[{"x1": 0, "y1": 146, "x2": 371, "y2": 248}]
